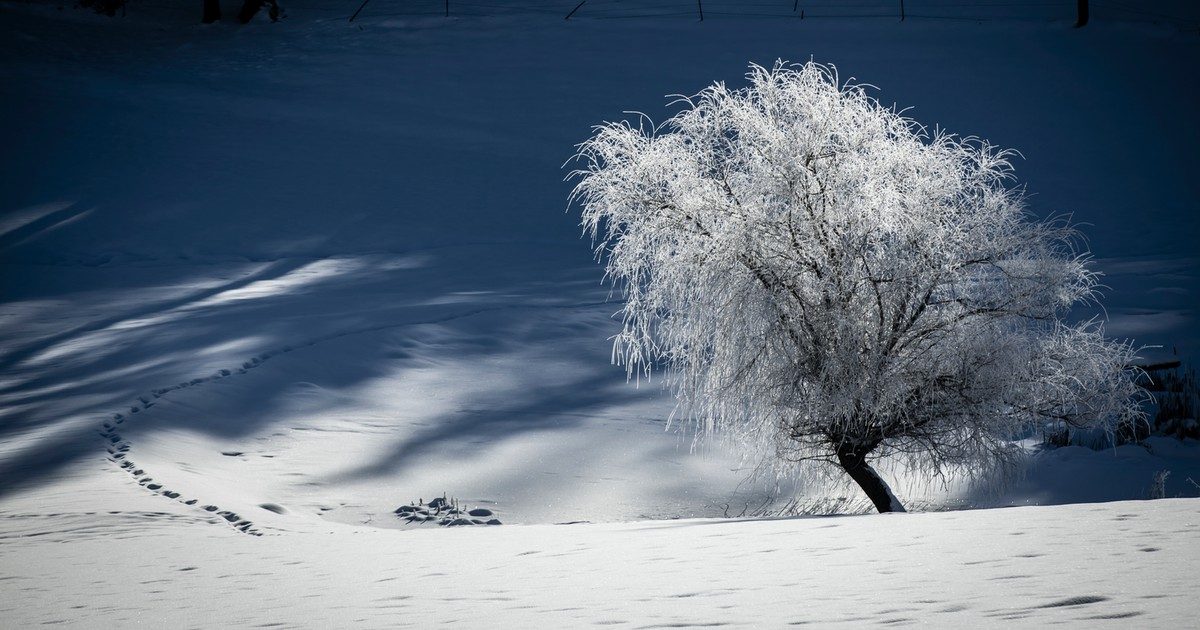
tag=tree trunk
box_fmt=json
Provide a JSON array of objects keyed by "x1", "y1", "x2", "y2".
[
  {"x1": 1074, "y1": 0, "x2": 1089, "y2": 28},
  {"x1": 238, "y1": 0, "x2": 261, "y2": 23},
  {"x1": 836, "y1": 447, "x2": 906, "y2": 513},
  {"x1": 202, "y1": 0, "x2": 221, "y2": 23}
]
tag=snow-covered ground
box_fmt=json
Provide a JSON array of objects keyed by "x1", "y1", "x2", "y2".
[
  {"x1": 3, "y1": 497, "x2": 1198, "y2": 627},
  {"x1": 1, "y1": 1, "x2": 1198, "y2": 625}
]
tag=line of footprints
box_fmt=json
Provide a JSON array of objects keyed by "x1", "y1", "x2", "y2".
[
  {"x1": 96, "y1": 307, "x2": 547, "y2": 537},
  {"x1": 102, "y1": 411, "x2": 262, "y2": 536},
  {"x1": 98, "y1": 360, "x2": 282, "y2": 537}
]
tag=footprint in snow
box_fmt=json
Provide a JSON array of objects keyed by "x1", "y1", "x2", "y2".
[{"x1": 1034, "y1": 595, "x2": 1109, "y2": 608}]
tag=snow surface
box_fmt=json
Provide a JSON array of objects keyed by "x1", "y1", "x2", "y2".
[
  {"x1": 1, "y1": 1, "x2": 1199, "y2": 626},
  {"x1": 2, "y1": 496, "x2": 1198, "y2": 627}
]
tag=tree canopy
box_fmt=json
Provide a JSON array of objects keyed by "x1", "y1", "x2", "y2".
[{"x1": 571, "y1": 62, "x2": 1144, "y2": 512}]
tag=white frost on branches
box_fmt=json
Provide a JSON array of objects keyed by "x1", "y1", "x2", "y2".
[{"x1": 570, "y1": 62, "x2": 1144, "y2": 501}]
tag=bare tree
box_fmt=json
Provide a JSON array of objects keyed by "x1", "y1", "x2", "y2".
[{"x1": 570, "y1": 62, "x2": 1144, "y2": 513}]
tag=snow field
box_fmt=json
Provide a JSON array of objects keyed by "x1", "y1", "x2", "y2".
[
  {"x1": 2, "y1": 498, "x2": 1198, "y2": 627},
  {"x1": 0, "y1": 3, "x2": 1198, "y2": 626}
]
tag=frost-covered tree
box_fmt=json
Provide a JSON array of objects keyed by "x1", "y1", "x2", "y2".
[{"x1": 570, "y1": 62, "x2": 1144, "y2": 513}]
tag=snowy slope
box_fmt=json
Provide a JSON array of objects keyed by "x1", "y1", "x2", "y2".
[
  {"x1": 2, "y1": 497, "x2": 1198, "y2": 627},
  {"x1": 1, "y1": 2, "x2": 1199, "y2": 625},
  {"x1": 3, "y1": 0, "x2": 1198, "y2": 523}
]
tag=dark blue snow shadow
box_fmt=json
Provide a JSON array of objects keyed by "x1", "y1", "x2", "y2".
[
  {"x1": 0, "y1": 254, "x2": 371, "y2": 494},
  {"x1": 0, "y1": 7, "x2": 611, "y2": 498},
  {"x1": 1083, "y1": 255, "x2": 1198, "y2": 363},
  {"x1": 0, "y1": 241, "x2": 613, "y2": 498},
  {"x1": 0, "y1": 257, "x2": 312, "y2": 376},
  {"x1": 949, "y1": 439, "x2": 1200, "y2": 510},
  {"x1": 0, "y1": 201, "x2": 95, "y2": 251},
  {"x1": 0, "y1": 254, "x2": 310, "y2": 494}
]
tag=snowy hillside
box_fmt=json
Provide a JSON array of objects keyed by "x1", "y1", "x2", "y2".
[{"x1": 1, "y1": 1, "x2": 1198, "y2": 626}]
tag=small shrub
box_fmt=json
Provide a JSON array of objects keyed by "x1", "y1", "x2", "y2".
[
  {"x1": 1142, "y1": 364, "x2": 1199, "y2": 440},
  {"x1": 1148, "y1": 469, "x2": 1171, "y2": 499}
]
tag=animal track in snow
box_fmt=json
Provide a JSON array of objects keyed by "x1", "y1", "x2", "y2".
[
  {"x1": 98, "y1": 299, "x2": 605, "y2": 537},
  {"x1": 100, "y1": 409, "x2": 261, "y2": 536}
]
